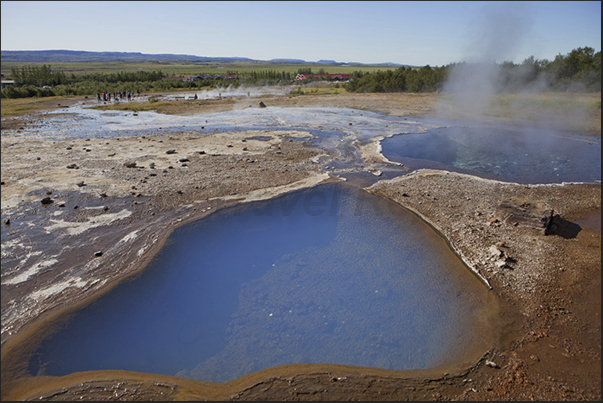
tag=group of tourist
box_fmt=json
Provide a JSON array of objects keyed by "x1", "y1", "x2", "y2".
[{"x1": 96, "y1": 90, "x2": 140, "y2": 102}]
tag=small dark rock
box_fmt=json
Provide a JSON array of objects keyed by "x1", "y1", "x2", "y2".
[
  {"x1": 166, "y1": 149, "x2": 177, "y2": 154},
  {"x1": 179, "y1": 158, "x2": 189, "y2": 162},
  {"x1": 66, "y1": 163, "x2": 79, "y2": 169},
  {"x1": 94, "y1": 251, "x2": 103, "y2": 257},
  {"x1": 99, "y1": 192, "x2": 108, "y2": 198},
  {"x1": 108, "y1": 153, "x2": 116, "y2": 157},
  {"x1": 4, "y1": 218, "x2": 10, "y2": 225},
  {"x1": 124, "y1": 162, "x2": 137, "y2": 168},
  {"x1": 259, "y1": 101, "x2": 266, "y2": 108},
  {"x1": 41, "y1": 197, "x2": 53, "y2": 205},
  {"x1": 76, "y1": 181, "x2": 86, "y2": 187}
]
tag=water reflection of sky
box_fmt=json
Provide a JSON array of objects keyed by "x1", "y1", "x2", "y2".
[{"x1": 30, "y1": 183, "x2": 495, "y2": 383}]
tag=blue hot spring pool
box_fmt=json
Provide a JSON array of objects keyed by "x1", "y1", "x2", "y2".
[
  {"x1": 29, "y1": 183, "x2": 498, "y2": 383},
  {"x1": 381, "y1": 126, "x2": 601, "y2": 184}
]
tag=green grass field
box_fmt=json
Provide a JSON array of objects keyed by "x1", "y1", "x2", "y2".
[{"x1": 1, "y1": 61, "x2": 400, "y2": 79}]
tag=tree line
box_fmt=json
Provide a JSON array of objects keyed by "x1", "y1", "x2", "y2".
[
  {"x1": 1, "y1": 66, "x2": 301, "y2": 98},
  {"x1": 2, "y1": 47, "x2": 600, "y2": 99},
  {"x1": 345, "y1": 47, "x2": 600, "y2": 93},
  {"x1": 345, "y1": 65, "x2": 446, "y2": 93},
  {"x1": 3, "y1": 66, "x2": 173, "y2": 98}
]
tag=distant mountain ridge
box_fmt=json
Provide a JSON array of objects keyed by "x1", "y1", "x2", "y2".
[
  {"x1": 1, "y1": 50, "x2": 408, "y2": 66},
  {"x1": 1, "y1": 50, "x2": 254, "y2": 64}
]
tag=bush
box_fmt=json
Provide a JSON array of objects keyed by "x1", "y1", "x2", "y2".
[
  {"x1": 1, "y1": 85, "x2": 18, "y2": 99},
  {"x1": 1, "y1": 85, "x2": 55, "y2": 99}
]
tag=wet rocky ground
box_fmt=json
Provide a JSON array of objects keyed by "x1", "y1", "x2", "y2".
[{"x1": 1, "y1": 92, "x2": 600, "y2": 401}]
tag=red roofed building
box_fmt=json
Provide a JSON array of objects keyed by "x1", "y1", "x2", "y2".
[{"x1": 328, "y1": 74, "x2": 350, "y2": 81}]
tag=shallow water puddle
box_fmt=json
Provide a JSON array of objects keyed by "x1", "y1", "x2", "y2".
[
  {"x1": 29, "y1": 183, "x2": 497, "y2": 383},
  {"x1": 24, "y1": 104, "x2": 426, "y2": 142},
  {"x1": 381, "y1": 126, "x2": 601, "y2": 184}
]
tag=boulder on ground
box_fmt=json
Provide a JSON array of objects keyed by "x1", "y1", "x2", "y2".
[{"x1": 494, "y1": 197, "x2": 553, "y2": 233}]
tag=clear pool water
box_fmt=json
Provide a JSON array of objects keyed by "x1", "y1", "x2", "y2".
[
  {"x1": 30, "y1": 183, "x2": 497, "y2": 383},
  {"x1": 381, "y1": 126, "x2": 601, "y2": 184}
]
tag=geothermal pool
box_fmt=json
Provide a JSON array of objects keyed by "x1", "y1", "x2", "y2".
[
  {"x1": 381, "y1": 125, "x2": 601, "y2": 184},
  {"x1": 28, "y1": 183, "x2": 497, "y2": 383}
]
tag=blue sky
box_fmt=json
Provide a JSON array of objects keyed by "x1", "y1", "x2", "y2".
[{"x1": 1, "y1": 1, "x2": 601, "y2": 66}]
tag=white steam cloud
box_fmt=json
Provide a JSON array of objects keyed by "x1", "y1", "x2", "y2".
[
  {"x1": 462, "y1": 2, "x2": 533, "y2": 64},
  {"x1": 438, "y1": 2, "x2": 534, "y2": 120},
  {"x1": 436, "y1": 3, "x2": 592, "y2": 135}
]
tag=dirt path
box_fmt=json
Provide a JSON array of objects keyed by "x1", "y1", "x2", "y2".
[{"x1": 1, "y1": 92, "x2": 600, "y2": 401}]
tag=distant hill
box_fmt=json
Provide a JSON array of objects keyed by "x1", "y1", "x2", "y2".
[
  {"x1": 1, "y1": 50, "x2": 412, "y2": 67},
  {"x1": 269, "y1": 58, "x2": 307, "y2": 64},
  {"x1": 0, "y1": 50, "x2": 255, "y2": 64}
]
